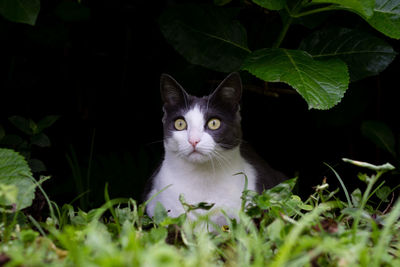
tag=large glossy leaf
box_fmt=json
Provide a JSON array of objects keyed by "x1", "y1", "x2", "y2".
[
  {"x1": 0, "y1": 148, "x2": 36, "y2": 210},
  {"x1": 311, "y1": 0, "x2": 375, "y2": 18},
  {"x1": 367, "y1": 0, "x2": 400, "y2": 39},
  {"x1": 252, "y1": 0, "x2": 286, "y2": 11},
  {"x1": 0, "y1": 0, "x2": 40, "y2": 26},
  {"x1": 299, "y1": 27, "x2": 397, "y2": 81},
  {"x1": 242, "y1": 48, "x2": 349, "y2": 110},
  {"x1": 159, "y1": 4, "x2": 250, "y2": 72},
  {"x1": 361, "y1": 120, "x2": 396, "y2": 156}
]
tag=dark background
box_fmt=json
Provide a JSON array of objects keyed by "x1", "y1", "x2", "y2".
[{"x1": 1, "y1": 0, "x2": 399, "y2": 209}]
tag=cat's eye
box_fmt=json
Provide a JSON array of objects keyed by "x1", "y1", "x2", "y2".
[
  {"x1": 174, "y1": 118, "x2": 187, "y2": 131},
  {"x1": 207, "y1": 118, "x2": 221, "y2": 130}
]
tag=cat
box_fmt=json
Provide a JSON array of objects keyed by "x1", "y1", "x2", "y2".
[{"x1": 144, "y1": 72, "x2": 286, "y2": 226}]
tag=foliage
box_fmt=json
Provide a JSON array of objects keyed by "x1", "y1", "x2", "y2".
[
  {"x1": 0, "y1": 115, "x2": 59, "y2": 173},
  {"x1": 159, "y1": 4, "x2": 250, "y2": 73},
  {"x1": 299, "y1": 27, "x2": 397, "y2": 82},
  {"x1": 0, "y1": 0, "x2": 40, "y2": 26},
  {"x1": 159, "y1": 0, "x2": 399, "y2": 109},
  {"x1": 1, "y1": 151, "x2": 400, "y2": 266},
  {"x1": 361, "y1": 120, "x2": 400, "y2": 173},
  {"x1": 242, "y1": 48, "x2": 348, "y2": 109},
  {"x1": 0, "y1": 148, "x2": 36, "y2": 211},
  {"x1": 362, "y1": 120, "x2": 397, "y2": 157},
  {"x1": 4, "y1": 0, "x2": 396, "y2": 110}
]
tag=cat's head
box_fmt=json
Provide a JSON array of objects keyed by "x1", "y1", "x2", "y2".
[{"x1": 160, "y1": 72, "x2": 243, "y2": 164}]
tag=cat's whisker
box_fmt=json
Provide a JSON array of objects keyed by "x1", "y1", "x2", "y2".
[
  {"x1": 176, "y1": 150, "x2": 189, "y2": 160},
  {"x1": 211, "y1": 150, "x2": 231, "y2": 170},
  {"x1": 208, "y1": 154, "x2": 216, "y2": 178},
  {"x1": 210, "y1": 152, "x2": 224, "y2": 169}
]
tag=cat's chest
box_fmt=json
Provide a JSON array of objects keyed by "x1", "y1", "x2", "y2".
[{"x1": 147, "y1": 157, "x2": 257, "y2": 218}]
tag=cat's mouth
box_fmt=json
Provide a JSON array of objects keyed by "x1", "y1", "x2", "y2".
[
  {"x1": 189, "y1": 149, "x2": 203, "y2": 156},
  {"x1": 187, "y1": 149, "x2": 207, "y2": 161}
]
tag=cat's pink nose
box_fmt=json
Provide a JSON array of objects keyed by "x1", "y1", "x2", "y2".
[{"x1": 189, "y1": 139, "x2": 200, "y2": 148}]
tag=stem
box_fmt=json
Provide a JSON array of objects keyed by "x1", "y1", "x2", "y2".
[
  {"x1": 292, "y1": 5, "x2": 339, "y2": 18},
  {"x1": 352, "y1": 171, "x2": 384, "y2": 239},
  {"x1": 272, "y1": 0, "x2": 321, "y2": 48},
  {"x1": 273, "y1": 16, "x2": 292, "y2": 48}
]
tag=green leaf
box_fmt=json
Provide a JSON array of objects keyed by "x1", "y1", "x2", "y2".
[
  {"x1": 351, "y1": 188, "x2": 362, "y2": 207},
  {"x1": 154, "y1": 201, "x2": 168, "y2": 224},
  {"x1": 37, "y1": 115, "x2": 59, "y2": 131},
  {"x1": 19, "y1": 229, "x2": 39, "y2": 243},
  {"x1": 343, "y1": 158, "x2": 395, "y2": 172},
  {"x1": 361, "y1": 120, "x2": 396, "y2": 156},
  {"x1": 0, "y1": 148, "x2": 36, "y2": 210},
  {"x1": 357, "y1": 173, "x2": 369, "y2": 183},
  {"x1": 159, "y1": 4, "x2": 250, "y2": 72},
  {"x1": 28, "y1": 158, "x2": 47, "y2": 173},
  {"x1": 29, "y1": 119, "x2": 38, "y2": 135},
  {"x1": 0, "y1": 183, "x2": 18, "y2": 207},
  {"x1": 160, "y1": 213, "x2": 186, "y2": 227},
  {"x1": 252, "y1": 0, "x2": 286, "y2": 11},
  {"x1": 0, "y1": 134, "x2": 24, "y2": 147},
  {"x1": 0, "y1": 0, "x2": 40, "y2": 26},
  {"x1": 266, "y1": 218, "x2": 285, "y2": 242},
  {"x1": 242, "y1": 48, "x2": 349, "y2": 109},
  {"x1": 190, "y1": 202, "x2": 215, "y2": 211},
  {"x1": 311, "y1": 0, "x2": 375, "y2": 18},
  {"x1": 299, "y1": 203, "x2": 313, "y2": 211},
  {"x1": 299, "y1": 27, "x2": 397, "y2": 81},
  {"x1": 148, "y1": 227, "x2": 168, "y2": 243},
  {"x1": 9, "y1": 116, "x2": 33, "y2": 135},
  {"x1": 376, "y1": 186, "x2": 391, "y2": 202},
  {"x1": 31, "y1": 133, "x2": 51, "y2": 147},
  {"x1": 366, "y1": 0, "x2": 400, "y2": 39},
  {"x1": 254, "y1": 178, "x2": 297, "y2": 211}
]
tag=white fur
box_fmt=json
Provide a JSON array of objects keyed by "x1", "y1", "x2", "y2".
[{"x1": 146, "y1": 106, "x2": 257, "y2": 225}]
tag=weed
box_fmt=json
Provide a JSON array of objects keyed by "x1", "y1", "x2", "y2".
[{"x1": 0, "y1": 157, "x2": 399, "y2": 266}]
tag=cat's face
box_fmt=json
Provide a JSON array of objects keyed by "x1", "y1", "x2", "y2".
[{"x1": 160, "y1": 73, "x2": 243, "y2": 164}]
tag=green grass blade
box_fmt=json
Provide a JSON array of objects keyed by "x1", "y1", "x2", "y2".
[
  {"x1": 372, "y1": 199, "x2": 400, "y2": 266},
  {"x1": 28, "y1": 176, "x2": 57, "y2": 222},
  {"x1": 270, "y1": 202, "x2": 333, "y2": 267},
  {"x1": 27, "y1": 215, "x2": 46, "y2": 237},
  {"x1": 324, "y1": 162, "x2": 353, "y2": 208},
  {"x1": 104, "y1": 183, "x2": 121, "y2": 234}
]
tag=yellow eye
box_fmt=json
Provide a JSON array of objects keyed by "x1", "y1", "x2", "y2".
[
  {"x1": 207, "y1": 118, "x2": 221, "y2": 130},
  {"x1": 174, "y1": 118, "x2": 187, "y2": 131}
]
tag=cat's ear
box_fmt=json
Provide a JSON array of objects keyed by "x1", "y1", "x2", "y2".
[
  {"x1": 160, "y1": 74, "x2": 189, "y2": 107},
  {"x1": 210, "y1": 72, "x2": 242, "y2": 111}
]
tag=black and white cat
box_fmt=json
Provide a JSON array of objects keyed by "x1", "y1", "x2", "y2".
[{"x1": 145, "y1": 72, "x2": 286, "y2": 225}]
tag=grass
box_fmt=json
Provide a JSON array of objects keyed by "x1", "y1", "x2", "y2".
[{"x1": 1, "y1": 159, "x2": 400, "y2": 266}]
